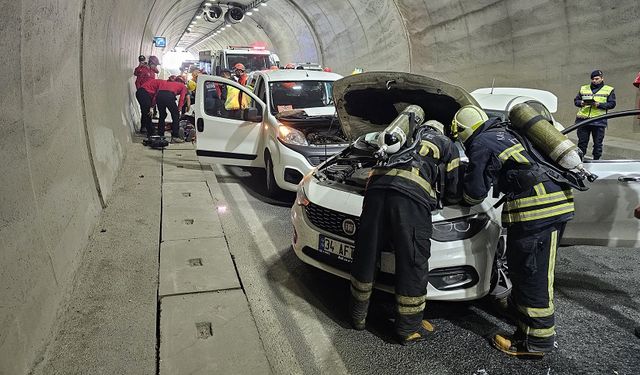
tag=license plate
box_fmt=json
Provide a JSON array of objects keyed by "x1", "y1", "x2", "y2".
[{"x1": 318, "y1": 235, "x2": 354, "y2": 262}]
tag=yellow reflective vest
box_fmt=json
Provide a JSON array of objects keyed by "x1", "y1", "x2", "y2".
[
  {"x1": 576, "y1": 84, "x2": 614, "y2": 119},
  {"x1": 225, "y1": 86, "x2": 251, "y2": 110}
]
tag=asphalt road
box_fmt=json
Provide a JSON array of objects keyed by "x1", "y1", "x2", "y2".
[{"x1": 212, "y1": 165, "x2": 640, "y2": 375}]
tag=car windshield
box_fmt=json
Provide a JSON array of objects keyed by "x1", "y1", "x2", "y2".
[
  {"x1": 226, "y1": 53, "x2": 273, "y2": 72},
  {"x1": 269, "y1": 81, "x2": 335, "y2": 114}
]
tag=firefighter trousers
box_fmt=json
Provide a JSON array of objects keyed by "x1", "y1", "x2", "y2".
[
  {"x1": 506, "y1": 221, "x2": 566, "y2": 350},
  {"x1": 350, "y1": 189, "x2": 433, "y2": 337}
]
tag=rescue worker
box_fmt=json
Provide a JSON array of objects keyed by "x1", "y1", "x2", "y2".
[
  {"x1": 137, "y1": 74, "x2": 167, "y2": 138},
  {"x1": 134, "y1": 55, "x2": 159, "y2": 89},
  {"x1": 454, "y1": 105, "x2": 575, "y2": 357},
  {"x1": 187, "y1": 67, "x2": 201, "y2": 105},
  {"x1": 155, "y1": 76, "x2": 190, "y2": 143},
  {"x1": 349, "y1": 119, "x2": 461, "y2": 345},
  {"x1": 224, "y1": 64, "x2": 250, "y2": 118},
  {"x1": 573, "y1": 70, "x2": 616, "y2": 160},
  {"x1": 233, "y1": 63, "x2": 248, "y2": 85},
  {"x1": 134, "y1": 55, "x2": 160, "y2": 133}
]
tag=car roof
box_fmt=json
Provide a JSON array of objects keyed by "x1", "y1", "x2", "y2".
[
  {"x1": 471, "y1": 87, "x2": 558, "y2": 112},
  {"x1": 254, "y1": 70, "x2": 342, "y2": 82},
  {"x1": 472, "y1": 93, "x2": 546, "y2": 113}
]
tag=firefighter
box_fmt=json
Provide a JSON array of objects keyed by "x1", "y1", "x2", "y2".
[
  {"x1": 453, "y1": 105, "x2": 575, "y2": 357},
  {"x1": 349, "y1": 118, "x2": 461, "y2": 345}
]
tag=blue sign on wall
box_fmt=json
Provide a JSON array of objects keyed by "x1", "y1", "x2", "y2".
[{"x1": 153, "y1": 37, "x2": 167, "y2": 48}]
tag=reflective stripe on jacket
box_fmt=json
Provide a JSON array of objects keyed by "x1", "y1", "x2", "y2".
[{"x1": 462, "y1": 119, "x2": 575, "y2": 228}]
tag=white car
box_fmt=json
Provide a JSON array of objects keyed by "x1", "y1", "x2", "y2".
[
  {"x1": 195, "y1": 69, "x2": 348, "y2": 195},
  {"x1": 291, "y1": 72, "x2": 640, "y2": 302}
]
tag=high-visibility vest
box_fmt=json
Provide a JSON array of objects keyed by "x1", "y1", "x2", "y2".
[
  {"x1": 224, "y1": 86, "x2": 251, "y2": 110},
  {"x1": 576, "y1": 84, "x2": 614, "y2": 119}
]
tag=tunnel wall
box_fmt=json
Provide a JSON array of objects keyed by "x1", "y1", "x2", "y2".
[{"x1": 0, "y1": 1, "x2": 152, "y2": 373}]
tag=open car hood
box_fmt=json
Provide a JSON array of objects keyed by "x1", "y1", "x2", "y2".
[{"x1": 333, "y1": 72, "x2": 480, "y2": 142}]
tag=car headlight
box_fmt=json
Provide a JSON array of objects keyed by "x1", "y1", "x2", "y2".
[
  {"x1": 295, "y1": 186, "x2": 310, "y2": 206},
  {"x1": 431, "y1": 213, "x2": 490, "y2": 242},
  {"x1": 278, "y1": 124, "x2": 308, "y2": 146}
]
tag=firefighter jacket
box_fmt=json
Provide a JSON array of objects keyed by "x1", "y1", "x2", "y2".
[
  {"x1": 462, "y1": 118, "x2": 575, "y2": 230},
  {"x1": 574, "y1": 83, "x2": 616, "y2": 127},
  {"x1": 367, "y1": 126, "x2": 461, "y2": 211}
]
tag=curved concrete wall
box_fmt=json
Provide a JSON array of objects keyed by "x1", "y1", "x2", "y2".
[{"x1": 2, "y1": 0, "x2": 639, "y2": 372}]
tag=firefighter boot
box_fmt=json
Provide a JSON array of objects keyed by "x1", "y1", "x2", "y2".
[
  {"x1": 492, "y1": 333, "x2": 552, "y2": 358},
  {"x1": 400, "y1": 320, "x2": 435, "y2": 346},
  {"x1": 348, "y1": 297, "x2": 369, "y2": 331}
]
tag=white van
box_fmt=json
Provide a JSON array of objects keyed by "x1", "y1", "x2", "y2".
[{"x1": 195, "y1": 69, "x2": 347, "y2": 196}]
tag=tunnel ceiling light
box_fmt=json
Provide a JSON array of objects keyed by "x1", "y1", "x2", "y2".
[
  {"x1": 204, "y1": 2, "x2": 212, "y2": 6},
  {"x1": 253, "y1": 7, "x2": 259, "y2": 11},
  {"x1": 195, "y1": 15, "x2": 202, "y2": 19},
  {"x1": 246, "y1": 11, "x2": 253, "y2": 16},
  {"x1": 261, "y1": 2, "x2": 267, "y2": 6}
]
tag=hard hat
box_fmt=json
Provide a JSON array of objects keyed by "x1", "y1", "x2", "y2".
[
  {"x1": 138, "y1": 55, "x2": 146, "y2": 62},
  {"x1": 284, "y1": 63, "x2": 295, "y2": 69},
  {"x1": 234, "y1": 63, "x2": 246, "y2": 71},
  {"x1": 452, "y1": 105, "x2": 488, "y2": 142},
  {"x1": 148, "y1": 55, "x2": 160, "y2": 65},
  {"x1": 424, "y1": 120, "x2": 444, "y2": 134},
  {"x1": 323, "y1": 67, "x2": 332, "y2": 72},
  {"x1": 351, "y1": 68, "x2": 363, "y2": 75}
]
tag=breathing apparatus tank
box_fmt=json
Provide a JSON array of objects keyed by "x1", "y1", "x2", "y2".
[
  {"x1": 508, "y1": 103, "x2": 596, "y2": 182},
  {"x1": 375, "y1": 105, "x2": 425, "y2": 159}
]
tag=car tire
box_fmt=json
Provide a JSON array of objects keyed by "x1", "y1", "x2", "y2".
[
  {"x1": 264, "y1": 152, "x2": 281, "y2": 197},
  {"x1": 489, "y1": 235, "x2": 511, "y2": 301}
]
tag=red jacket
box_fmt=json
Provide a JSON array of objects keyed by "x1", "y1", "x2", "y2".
[
  {"x1": 134, "y1": 64, "x2": 158, "y2": 89},
  {"x1": 157, "y1": 81, "x2": 189, "y2": 109}
]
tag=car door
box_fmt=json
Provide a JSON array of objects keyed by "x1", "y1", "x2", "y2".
[
  {"x1": 195, "y1": 75, "x2": 265, "y2": 167},
  {"x1": 562, "y1": 159, "x2": 640, "y2": 247}
]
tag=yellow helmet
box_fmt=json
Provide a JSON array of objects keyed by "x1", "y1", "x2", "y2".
[{"x1": 452, "y1": 105, "x2": 488, "y2": 142}]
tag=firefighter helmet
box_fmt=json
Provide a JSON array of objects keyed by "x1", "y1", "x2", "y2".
[
  {"x1": 452, "y1": 105, "x2": 488, "y2": 142},
  {"x1": 148, "y1": 55, "x2": 160, "y2": 65}
]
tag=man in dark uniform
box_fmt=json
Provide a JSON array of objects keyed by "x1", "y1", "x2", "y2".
[
  {"x1": 453, "y1": 105, "x2": 575, "y2": 357},
  {"x1": 349, "y1": 117, "x2": 461, "y2": 345}
]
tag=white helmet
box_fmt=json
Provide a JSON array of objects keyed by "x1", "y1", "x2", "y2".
[
  {"x1": 424, "y1": 120, "x2": 445, "y2": 134},
  {"x1": 452, "y1": 105, "x2": 488, "y2": 142}
]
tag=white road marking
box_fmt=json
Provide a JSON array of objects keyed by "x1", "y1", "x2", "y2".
[{"x1": 220, "y1": 167, "x2": 348, "y2": 374}]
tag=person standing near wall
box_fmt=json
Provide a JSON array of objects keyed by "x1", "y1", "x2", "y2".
[{"x1": 573, "y1": 70, "x2": 616, "y2": 160}]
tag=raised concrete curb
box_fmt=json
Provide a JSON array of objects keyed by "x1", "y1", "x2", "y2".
[{"x1": 159, "y1": 145, "x2": 271, "y2": 374}]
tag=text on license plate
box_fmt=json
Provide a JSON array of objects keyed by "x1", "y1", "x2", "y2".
[{"x1": 318, "y1": 235, "x2": 354, "y2": 262}]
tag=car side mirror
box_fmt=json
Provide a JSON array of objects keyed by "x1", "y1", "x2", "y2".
[
  {"x1": 243, "y1": 107, "x2": 262, "y2": 122},
  {"x1": 215, "y1": 65, "x2": 221, "y2": 76}
]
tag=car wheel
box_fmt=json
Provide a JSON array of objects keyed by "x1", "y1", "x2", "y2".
[
  {"x1": 264, "y1": 152, "x2": 281, "y2": 197},
  {"x1": 489, "y1": 234, "x2": 511, "y2": 300}
]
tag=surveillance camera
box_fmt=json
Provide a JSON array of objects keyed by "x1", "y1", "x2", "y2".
[
  {"x1": 209, "y1": 4, "x2": 223, "y2": 19},
  {"x1": 225, "y1": 6, "x2": 244, "y2": 23}
]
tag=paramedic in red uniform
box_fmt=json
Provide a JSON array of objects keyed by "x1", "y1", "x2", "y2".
[{"x1": 155, "y1": 76, "x2": 190, "y2": 143}]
